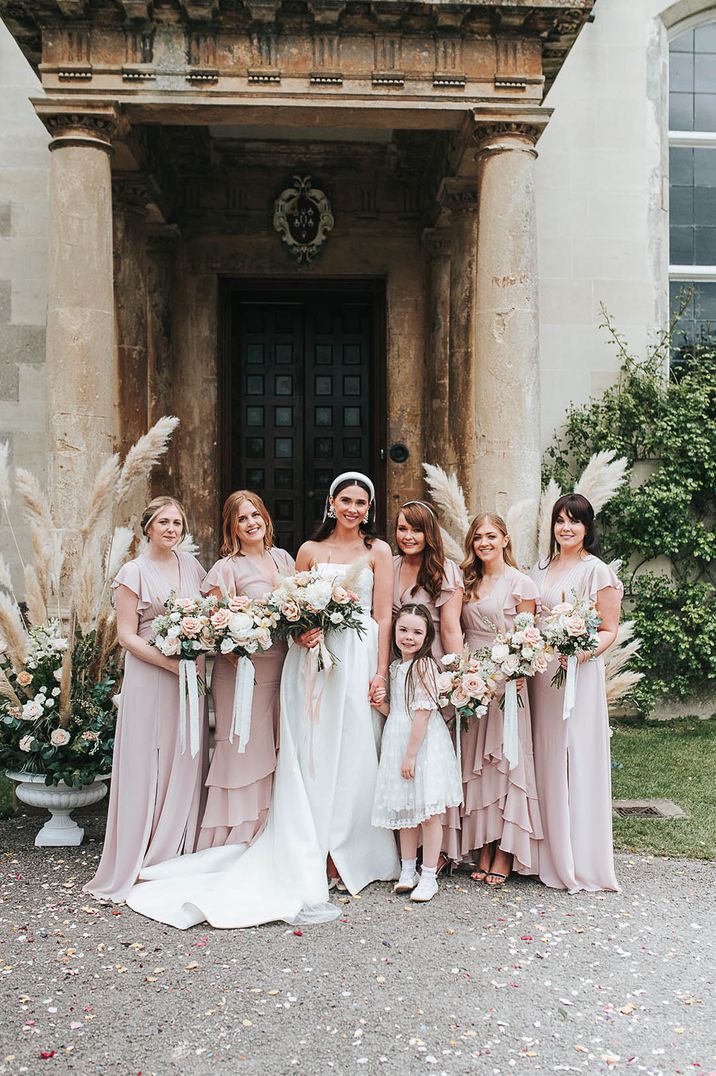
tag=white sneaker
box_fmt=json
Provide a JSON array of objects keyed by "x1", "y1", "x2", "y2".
[
  {"x1": 410, "y1": 872, "x2": 439, "y2": 903},
  {"x1": 393, "y1": 868, "x2": 420, "y2": 894}
]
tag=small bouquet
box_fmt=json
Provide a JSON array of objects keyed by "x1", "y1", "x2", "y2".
[
  {"x1": 268, "y1": 568, "x2": 366, "y2": 672},
  {"x1": 437, "y1": 650, "x2": 498, "y2": 724},
  {"x1": 540, "y1": 593, "x2": 601, "y2": 719},
  {"x1": 151, "y1": 592, "x2": 220, "y2": 757},
  {"x1": 486, "y1": 612, "x2": 551, "y2": 769},
  {"x1": 212, "y1": 596, "x2": 280, "y2": 753}
]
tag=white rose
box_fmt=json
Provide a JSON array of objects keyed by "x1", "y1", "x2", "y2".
[
  {"x1": 50, "y1": 728, "x2": 71, "y2": 747},
  {"x1": 228, "y1": 612, "x2": 254, "y2": 639},
  {"x1": 52, "y1": 687, "x2": 61, "y2": 698},
  {"x1": 491, "y1": 643, "x2": 510, "y2": 664},
  {"x1": 167, "y1": 626, "x2": 181, "y2": 639},
  {"x1": 503, "y1": 654, "x2": 520, "y2": 675},
  {"x1": 522, "y1": 647, "x2": 534, "y2": 661},
  {"x1": 45, "y1": 699, "x2": 55, "y2": 708},
  {"x1": 511, "y1": 632, "x2": 525, "y2": 646},
  {"x1": 441, "y1": 653, "x2": 458, "y2": 666},
  {"x1": 304, "y1": 580, "x2": 332, "y2": 611},
  {"x1": 436, "y1": 671, "x2": 454, "y2": 694},
  {"x1": 220, "y1": 637, "x2": 236, "y2": 654},
  {"x1": 53, "y1": 669, "x2": 63, "y2": 682},
  {"x1": 21, "y1": 700, "x2": 43, "y2": 721},
  {"x1": 19, "y1": 734, "x2": 34, "y2": 752},
  {"x1": 161, "y1": 635, "x2": 181, "y2": 657},
  {"x1": 329, "y1": 611, "x2": 344, "y2": 625}
]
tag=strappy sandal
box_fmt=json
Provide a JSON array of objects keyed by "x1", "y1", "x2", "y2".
[
  {"x1": 470, "y1": 867, "x2": 488, "y2": 882},
  {"x1": 485, "y1": 871, "x2": 508, "y2": 887},
  {"x1": 436, "y1": 854, "x2": 454, "y2": 878}
]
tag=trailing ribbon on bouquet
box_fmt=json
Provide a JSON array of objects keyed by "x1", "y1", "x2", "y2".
[
  {"x1": 562, "y1": 654, "x2": 578, "y2": 721},
  {"x1": 230, "y1": 655, "x2": 255, "y2": 752},
  {"x1": 179, "y1": 659, "x2": 201, "y2": 758},
  {"x1": 454, "y1": 710, "x2": 462, "y2": 784},
  {"x1": 502, "y1": 679, "x2": 519, "y2": 771},
  {"x1": 303, "y1": 637, "x2": 337, "y2": 776}
]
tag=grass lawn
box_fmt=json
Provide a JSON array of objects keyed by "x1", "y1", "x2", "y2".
[
  {"x1": 1, "y1": 718, "x2": 714, "y2": 860},
  {"x1": 611, "y1": 716, "x2": 716, "y2": 860}
]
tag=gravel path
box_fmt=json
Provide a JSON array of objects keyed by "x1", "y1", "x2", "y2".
[{"x1": 1, "y1": 812, "x2": 714, "y2": 1075}]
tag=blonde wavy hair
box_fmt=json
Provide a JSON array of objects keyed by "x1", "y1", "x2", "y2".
[{"x1": 461, "y1": 513, "x2": 517, "y2": 600}]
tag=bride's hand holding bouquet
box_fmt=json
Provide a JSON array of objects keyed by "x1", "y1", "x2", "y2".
[{"x1": 268, "y1": 569, "x2": 366, "y2": 672}]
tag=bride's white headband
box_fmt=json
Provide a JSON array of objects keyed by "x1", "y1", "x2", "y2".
[{"x1": 329, "y1": 471, "x2": 375, "y2": 503}]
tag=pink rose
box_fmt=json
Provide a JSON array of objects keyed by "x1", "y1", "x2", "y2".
[
  {"x1": 180, "y1": 616, "x2": 201, "y2": 637},
  {"x1": 461, "y1": 673, "x2": 487, "y2": 700},
  {"x1": 523, "y1": 626, "x2": 542, "y2": 646},
  {"x1": 227, "y1": 595, "x2": 252, "y2": 613},
  {"x1": 161, "y1": 635, "x2": 181, "y2": 656},
  {"x1": 211, "y1": 608, "x2": 232, "y2": 630},
  {"x1": 50, "y1": 728, "x2": 71, "y2": 747},
  {"x1": 175, "y1": 597, "x2": 195, "y2": 613},
  {"x1": 331, "y1": 586, "x2": 350, "y2": 605},
  {"x1": 503, "y1": 654, "x2": 520, "y2": 676},
  {"x1": 283, "y1": 599, "x2": 301, "y2": 623},
  {"x1": 16, "y1": 670, "x2": 32, "y2": 687},
  {"x1": 450, "y1": 685, "x2": 470, "y2": 707},
  {"x1": 534, "y1": 654, "x2": 549, "y2": 673},
  {"x1": 565, "y1": 614, "x2": 587, "y2": 637},
  {"x1": 550, "y1": 602, "x2": 571, "y2": 616},
  {"x1": 82, "y1": 730, "x2": 99, "y2": 742}
]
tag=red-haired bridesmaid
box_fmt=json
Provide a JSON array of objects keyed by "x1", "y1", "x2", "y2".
[
  {"x1": 392, "y1": 500, "x2": 464, "y2": 862},
  {"x1": 529, "y1": 494, "x2": 622, "y2": 892},
  {"x1": 460, "y1": 513, "x2": 543, "y2": 886},
  {"x1": 197, "y1": 491, "x2": 294, "y2": 849},
  {"x1": 84, "y1": 496, "x2": 208, "y2": 902}
]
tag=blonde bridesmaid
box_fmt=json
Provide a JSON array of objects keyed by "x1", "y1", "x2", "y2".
[
  {"x1": 392, "y1": 500, "x2": 464, "y2": 862},
  {"x1": 197, "y1": 491, "x2": 294, "y2": 850},
  {"x1": 529, "y1": 493, "x2": 622, "y2": 893},
  {"x1": 459, "y1": 514, "x2": 543, "y2": 886},
  {"x1": 85, "y1": 496, "x2": 208, "y2": 903}
]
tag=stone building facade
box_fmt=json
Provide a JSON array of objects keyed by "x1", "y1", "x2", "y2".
[{"x1": 0, "y1": 0, "x2": 713, "y2": 573}]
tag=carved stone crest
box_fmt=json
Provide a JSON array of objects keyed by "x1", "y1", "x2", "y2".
[{"x1": 273, "y1": 175, "x2": 334, "y2": 263}]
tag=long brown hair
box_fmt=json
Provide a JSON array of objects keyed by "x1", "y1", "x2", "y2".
[
  {"x1": 395, "y1": 501, "x2": 445, "y2": 602},
  {"x1": 220, "y1": 490, "x2": 275, "y2": 557},
  {"x1": 392, "y1": 603, "x2": 440, "y2": 712},
  {"x1": 311, "y1": 477, "x2": 377, "y2": 548},
  {"x1": 461, "y1": 513, "x2": 517, "y2": 600}
]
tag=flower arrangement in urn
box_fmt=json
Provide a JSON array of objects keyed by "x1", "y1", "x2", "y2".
[{"x1": 0, "y1": 418, "x2": 179, "y2": 789}]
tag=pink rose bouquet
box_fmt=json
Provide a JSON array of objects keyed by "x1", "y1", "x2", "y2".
[
  {"x1": 267, "y1": 567, "x2": 366, "y2": 671},
  {"x1": 540, "y1": 594, "x2": 602, "y2": 689},
  {"x1": 437, "y1": 650, "x2": 498, "y2": 723}
]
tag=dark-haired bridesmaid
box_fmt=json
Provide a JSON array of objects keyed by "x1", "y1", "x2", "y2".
[
  {"x1": 197, "y1": 491, "x2": 294, "y2": 850},
  {"x1": 529, "y1": 493, "x2": 622, "y2": 893},
  {"x1": 392, "y1": 500, "x2": 464, "y2": 862}
]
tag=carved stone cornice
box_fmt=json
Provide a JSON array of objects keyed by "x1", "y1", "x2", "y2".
[
  {"x1": 437, "y1": 178, "x2": 478, "y2": 215},
  {"x1": 33, "y1": 102, "x2": 118, "y2": 153}
]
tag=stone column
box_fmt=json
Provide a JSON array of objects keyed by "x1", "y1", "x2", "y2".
[
  {"x1": 34, "y1": 105, "x2": 117, "y2": 534},
  {"x1": 146, "y1": 226, "x2": 179, "y2": 496},
  {"x1": 439, "y1": 179, "x2": 478, "y2": 507},
  {"x1": 422, "y1": 228, "x2": 452, "y2": 469},
  {"x1": 473, "y1": 123, "x2": 541, "y2": 536}
]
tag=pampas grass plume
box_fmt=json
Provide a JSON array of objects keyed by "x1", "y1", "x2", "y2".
[
  {"x1": 0, "y1": 552, "x2": 13, "y2": 592},
  {"x1": 574, "y1": 450, "x2": 629, "y2": 515},
  {"x1": 106, "y1": 526, "x2": 135, "y2": 582},
  {"x1": 505, "y1": 497, "x2": 536, "y2": 569},
  {"x1": 82, "y1": 455, "x2": 120, "y2": 544},
  {"x1": 422, "y1": 463, "x2": 470, "y2": 545},
  {"x1": 23, "y1": 565, "x2": 48, "y2": 628},
  {"x1": 0, "y1": 592, "x2": 30, "y2": 669},
  {"x1": 0, "y1": 667, "x2": 20, "y2": 705},
  {"x1": 606, "y1": 670, "x2": 644, "y2": 705},
  {"x1": 0, "y1": 441, "x2": 11, "y2": 510},
  {"x1": 14, "y1": 468, "x2": 53, "y2": 533},
  {"x1": 116, "y1": 416, "x2": 179, "y2": 508},
  {"x1": 537, "y1": 478, "x2": 562, "y2": 559},
  {"x1": 440, "y1": 527, "x2": 464, "y2": 563},
  {"x1": 74, "y1": 537, "x2": 103, "y2": 636},
  {"x1": 59, "y1": 643, "x2": 73, "y2": 726}
]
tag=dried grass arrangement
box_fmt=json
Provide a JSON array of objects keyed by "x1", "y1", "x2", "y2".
[{"x1": 0, "y1": 417, "x2": 179, "y2": 786}]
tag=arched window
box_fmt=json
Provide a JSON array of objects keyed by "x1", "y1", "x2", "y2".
[{"x1": 669, "y1": 20, "x2": 716, "y2": 347}]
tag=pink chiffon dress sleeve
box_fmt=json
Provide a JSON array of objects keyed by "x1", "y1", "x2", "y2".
[
  {"x1": 393, "y1": 554, "x2": 464, "y2": 861},
  {"x1": 83, "y1": 552, "x2": 209, "y2": 903},
  {"x1": 195, "y1": 547, "x2": 294, "y2": 851},
  {"x1": 528, "y1": 555, "x2": 622, "y2": 893},
  {"x1": 459, "y1": 565, "x2": 543, "y2": 875}
]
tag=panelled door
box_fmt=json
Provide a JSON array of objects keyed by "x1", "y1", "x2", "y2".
[{"x1": 222, "y1": 285, "x2": 383, "y2": 554}]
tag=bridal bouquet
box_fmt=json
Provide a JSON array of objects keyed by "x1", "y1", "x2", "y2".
[
  {"x1": 437, "y1": 651, "x2": 498, "y2": 723},
  {"x1": 212, "y1": 596, "x2": 280, "y2": 753},
  {"x1": 540, "y1": 594, "x2": 601, "y2": 719},
  {"x1": 151, "y1": 592, "x2": 219, "y2": 757},
  {"x1": 268, "y1": 569, "x2": 366, "y2": 672},
  {"x1": 486, "y1": 612, "x2": 551, "y2": 769}
]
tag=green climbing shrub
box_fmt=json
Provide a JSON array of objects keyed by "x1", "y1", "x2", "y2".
[{"x1": 544, "y1": 306, "x2": 716, "y2": 714}]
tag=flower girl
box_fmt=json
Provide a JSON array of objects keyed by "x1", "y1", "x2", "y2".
[{"x1": 372, "y1": 604, "x2": 463, "y2": 903}]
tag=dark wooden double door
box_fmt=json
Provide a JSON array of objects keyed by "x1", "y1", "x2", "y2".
[{"x1": 221, "y1": 283, "x2": 384, "y2": 554}]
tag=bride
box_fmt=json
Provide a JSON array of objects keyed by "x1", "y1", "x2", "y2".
[{"x1": 126, "y1": 471, "x2": 400, "y2": 928}]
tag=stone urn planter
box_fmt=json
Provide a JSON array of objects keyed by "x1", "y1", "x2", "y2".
[{"x1": 5, "y1": 771, "x2": 109, "y2": 847}]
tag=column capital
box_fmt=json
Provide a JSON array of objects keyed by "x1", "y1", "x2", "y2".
[
  {"x1": 33, "y1": 102, "x2": 119, "y2": 154},
  {"x1": 422, "y1": 227, "x2": 451, "y2": 260},
  {"x1": 437, "y1": 177, "x2": 478, "y2": 215},
  {"x1": 473, "y1": 121, "x2": 541, "y2": 158}
]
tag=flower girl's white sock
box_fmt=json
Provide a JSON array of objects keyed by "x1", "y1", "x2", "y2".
[
  {"x1": 421, "y1": 865, "x2": 437, "y2": 880},
  {"x1": 402, "y1": 858, "x2": 417, "y2": 873}
]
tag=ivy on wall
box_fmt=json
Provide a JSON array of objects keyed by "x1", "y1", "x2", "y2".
[{"x1": 544, "y1": 306, "x2": 716, "y2": 713}]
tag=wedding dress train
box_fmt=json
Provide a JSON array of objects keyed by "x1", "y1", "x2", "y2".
[{"x1": 126, "y1": 564, "x2": 399, "y2": 928}]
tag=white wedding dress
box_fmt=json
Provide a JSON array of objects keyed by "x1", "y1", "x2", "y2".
[{"x1": 126, "y1": 563, "x2": 400, "y2": 929}]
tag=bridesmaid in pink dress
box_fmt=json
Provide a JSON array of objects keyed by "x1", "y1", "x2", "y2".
[
  {"x1": 84, "y1": 496, "x2": 208, "y2": 903},
  {"x1": 529, "y1": 493, "x2": 622, "y2": 893},
  {"x1": 459, "y1": 513, "x2": 543, "y2": 886},
  {"x1": 196, "y1": 490, "x2": 294, "y2": 850},
  {"x1": 392, "y1": 500, "x2": 464, "y2": 862}
]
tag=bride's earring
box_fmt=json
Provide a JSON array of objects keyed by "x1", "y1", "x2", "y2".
[
  {"x1": 327, "y1": 504, "x2": 336, "y2": 519},
  {"x1": 362, "y1": 513, "x2": 369, "y2": 524}
]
